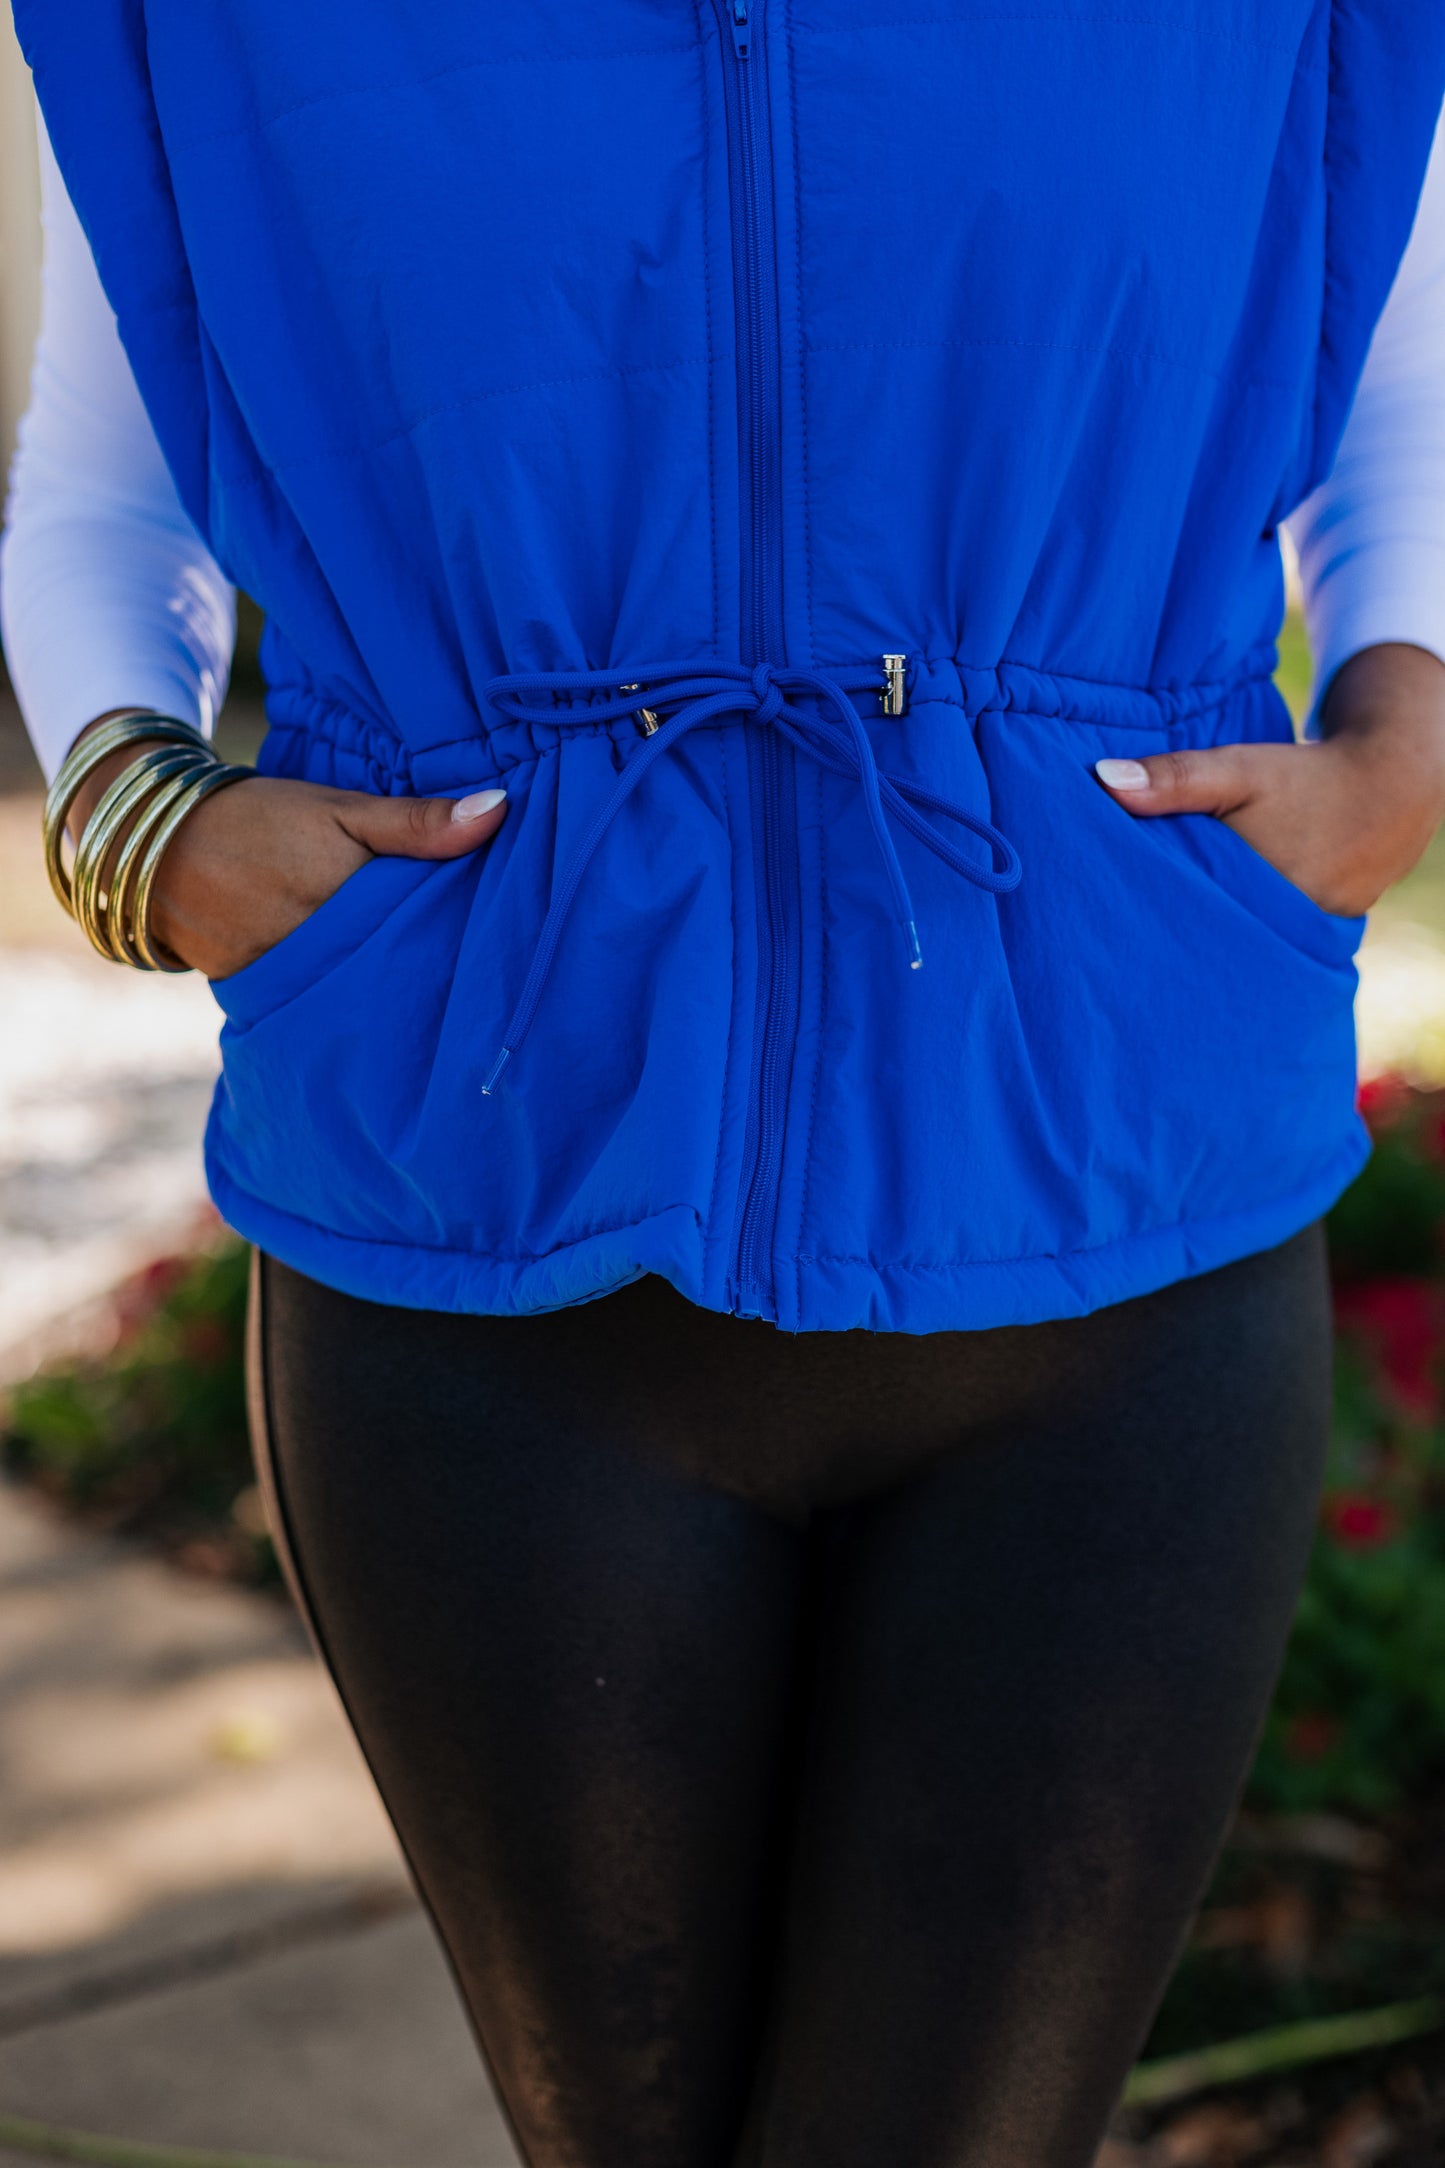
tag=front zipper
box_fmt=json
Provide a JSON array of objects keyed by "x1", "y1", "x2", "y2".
[
  {"x1": 719, "y1": 0, "x2": 784, "y2": 665},
  {"x1": 711, "y1": 0, "x2": 797, "y2": 1318}
]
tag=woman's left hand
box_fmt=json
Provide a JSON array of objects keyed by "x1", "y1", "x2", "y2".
[{"x1": 1094, "y1": 642, "x2": 1445, "y2": 918}]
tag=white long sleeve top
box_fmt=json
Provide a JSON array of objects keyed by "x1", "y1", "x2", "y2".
[{"x1": 4, "y1": 100, "x2": 1445, "y2": 783}]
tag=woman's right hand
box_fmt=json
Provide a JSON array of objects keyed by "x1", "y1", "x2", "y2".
[{"x1": 66, "y1": 720, "x2": 508, "y2": 980}]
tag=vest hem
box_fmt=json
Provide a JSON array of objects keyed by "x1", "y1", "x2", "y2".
[{"x1": 205, "y1": 1123, "x2": 1370, "y2": 1334}]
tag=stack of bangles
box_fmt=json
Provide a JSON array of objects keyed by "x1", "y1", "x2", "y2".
[{"x1": 41, "y1": 710, "x2": 253, "y2": 971}]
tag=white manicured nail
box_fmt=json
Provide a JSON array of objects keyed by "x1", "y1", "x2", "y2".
[
  {"x1": 1095, "y1": 758, "x2": 1151, "y2": 791},
  {"x1": 452, "y1": 787, "x2": 507, "y2": 822}
]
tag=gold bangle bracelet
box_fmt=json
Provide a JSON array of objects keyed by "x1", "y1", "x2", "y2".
[
  {"x1": 43, "y1": 714, "x2": 212, "y2": 917},
  {"x1": 130, "y1": 762, "x2": 254, "y2": 972},
  {"x1": 104, "y1": 754, "x2": 224, "y2": 967},
  {"x1": 42, "y1": 713, "x2": 255, "y2": 971},
  {"x1": 72, "y1": 746, "x2": 215, "y2": 961},
  {"x1": 70, "y1": 745, "x2": 207, "y2": 951},
  {"x1": 72, "y1": 748, "x2": 211, "y2": 960},
  {"x1": 43, "y1": 712, "x2": 209, "y2": 903}
]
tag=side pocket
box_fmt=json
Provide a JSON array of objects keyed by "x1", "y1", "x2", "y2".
[
  {"x1": 1147, "y1": 806, "x2": 1366, "y2": 973},
  {"x1": 209, "y1": 855, "x2": 430, "y2": 1030}
]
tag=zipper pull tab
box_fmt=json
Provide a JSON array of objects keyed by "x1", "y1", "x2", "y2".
[
  {"x1": 730, "y1": 0, "x2": 751, "y2": 57},
  {"x1": 880, "y1": 653, "x2": 908, "y2": 717}
]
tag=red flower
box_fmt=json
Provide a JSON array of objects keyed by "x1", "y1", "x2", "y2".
[
  {"x1": 110, "y1": 1252, "x2": 191, "y2": 1346},
  {"x1": 1334, "y1": 1279, "x2": 1445, "y2": 1419},
  {"x1": 1285, "y1": 1712, "x2": 1340, "y2": 1764},
  {"x1": 1356, "y1": 1074, "x2": 1411, "y2": 1132},
  {"x1": 1322, "y1": 1492, "x2": 1400, "y2": 1549}
]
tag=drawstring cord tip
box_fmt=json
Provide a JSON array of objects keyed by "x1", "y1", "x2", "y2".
[
  {"x1": 480, "y1": 1046, "x2": 512, "y2": 1096},
  {"x1": 906, "y1": 920, "x2": 923, "y2": 971}
]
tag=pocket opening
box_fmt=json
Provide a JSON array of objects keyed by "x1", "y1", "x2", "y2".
[{"x1": 209, "y1": 854, "x2": 433, "y2": 1029}]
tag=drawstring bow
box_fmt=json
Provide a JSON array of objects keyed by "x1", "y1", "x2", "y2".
[{"x1": 478, "y1": 659, "x2": 1021, "y2": 1094}]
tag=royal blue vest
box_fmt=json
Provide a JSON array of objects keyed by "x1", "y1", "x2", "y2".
[{"x1": 17, "y1": 1, "x2": 1445, "y2": 1329}]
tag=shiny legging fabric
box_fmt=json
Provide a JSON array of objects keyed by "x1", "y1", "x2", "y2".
[{"x1": 246, "y1": 1223, "x2": 1334, "y2": 2168}]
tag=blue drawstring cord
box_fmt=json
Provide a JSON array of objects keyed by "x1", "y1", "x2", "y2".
[{"x1": 478, "y1": 660, "x2": 1021, "y2": 1094}]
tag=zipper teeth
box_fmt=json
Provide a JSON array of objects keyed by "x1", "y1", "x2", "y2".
[
  {"x1": 735, "y1": 15, "x2": 772, "y2": 663},
  {"x1": 741, "y1": 99, "x2": 768, "y2": 658},
  {"x1": 730, "y1": 1, "x2": 770, "y2": 1291},
  {"x1": 718, "y1": 0, "x2": 796, "y2": 1314}
]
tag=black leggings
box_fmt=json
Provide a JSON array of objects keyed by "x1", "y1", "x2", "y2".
[{"x1": 247, "y1": 1225, "x2": 1334, "y2": 2168}]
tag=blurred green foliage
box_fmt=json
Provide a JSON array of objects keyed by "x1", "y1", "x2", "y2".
[
  {"x1": 1, "y1": 1238, "x2": 269, "y2": 1583},
  {"x1": 1248, "y1": 1083, "x2": 1445, "y2": 1818},
  {"x1": 1253, "y1": 1346, "x2": 1445, "y2": 1817},
  {"x1": 1274, "y1": 603, "x2": 1313, "y2": 728}
]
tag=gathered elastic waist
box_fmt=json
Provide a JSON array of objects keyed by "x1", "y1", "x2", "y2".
[{"x1": 259, "y1": 639, "x2": 1284, "y2": 799}]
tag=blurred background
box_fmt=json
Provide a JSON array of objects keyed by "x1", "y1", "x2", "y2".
[{"x1": 8, "y1": 20, "x2": 1445, "y2": 2168}]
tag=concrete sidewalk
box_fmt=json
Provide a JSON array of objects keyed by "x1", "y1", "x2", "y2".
[{"x1": 0, "y1": 1473, "x2": 518, "y2": 2168}]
